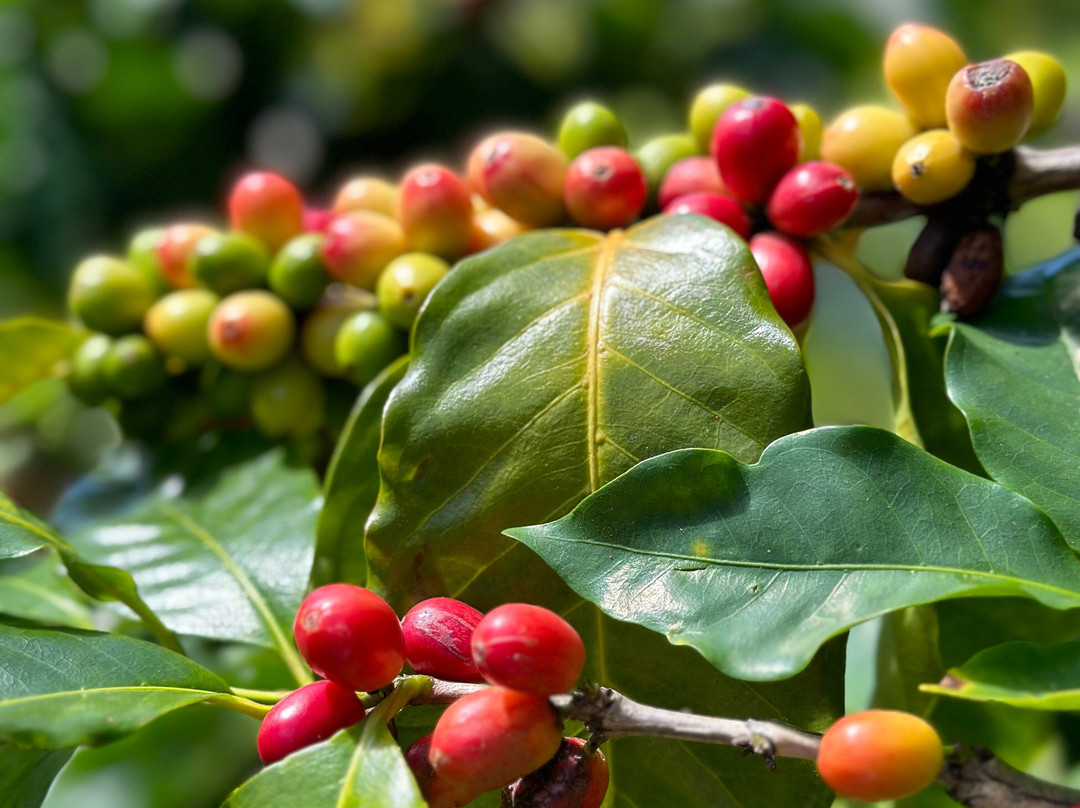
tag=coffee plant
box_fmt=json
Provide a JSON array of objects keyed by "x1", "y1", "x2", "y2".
[{"x1": 4, "y1": 20, "x2": 1080, "y2": 808}]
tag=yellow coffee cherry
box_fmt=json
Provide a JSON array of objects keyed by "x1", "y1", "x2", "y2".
[
  {"x1": 892, "y1": 130, "x2": 975, "y2": 205},
  {"x1": 1006, "y1": 50, "x2": 1067, "y2": 136},
  {"x1": 884, "y1": 24, "x2": 968, "y2": 129},
  {"x1": 688, "y1": 83, "x2": 750, "y2": 153},
  {"x1": 790, "y1": 103, "x2": 822, "y2": 162},
  {"x1": 821, "y1": 106, "x2": 918, "y2": 192}
]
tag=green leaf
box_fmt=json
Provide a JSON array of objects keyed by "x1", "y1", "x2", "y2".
[
  {"x1": 314, "y1": 357, "x2": 409, "y2": 588},
  {"x1": 944, "y1": 247, "x2": 1080, "y2": 544},
  {"x1": 872, "y1": 605, "x2": 942, "y2": 717},
  {"x1": 935, "y1": 597, "x2": 1080, "y2": 669},
  {"x1": 508, "y1": 426, "x2": 1080, "y2": 681},
  {"x1": 59, "y1": 449, "x2": 320, "y2": 685},
  {"x1": 0, "y1": 318, "x2": 81, "y2": 405},
  {"x1": 0, "y1": 491, "x2": 67, "y2": 561},
  {"x1": 922, "y1": 640, "x2": 1080, "y2": 710},
  {"x1": 0, "y1": 744, "x2": 73, "y2": 808},
  {"x1": 366, "y1": 215, "x2": 810, "y2": 607},
  {"x1": 0, "y1": 622, "x2": 230, "y2": 748},
  {"x1": 0, "y1": 555, "x2": 94, "y2": 629}
]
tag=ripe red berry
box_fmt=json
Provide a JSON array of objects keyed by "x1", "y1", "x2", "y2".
[
  {"x1": 256, "y1": 680, "x2": 366, "y2": 764},
  {"x1": 228, "y1": 171, "x2": 304, "y2": 250},
  {"x1": 321, "y1": 211, "x2": 407, "y2": 290},
  {"x1": 471, "y1": 604, "x2": 585, "y2": 695},
  {"x1": 406, "y1": 732, "x2": 479, "y2": 808},
  {"x1": 402, "y1": 597, "x2": 485, "y2": 683},
  {"x1": 766, "y1": 161, "x2": 858, "y2": 238},
  {"x1": 399, "y1": 164, "x2": 474, "y2": 260},
  {"x1": 303, "y1": 207, "x2": 334, "y2": 234},
  {"x1": 502, "y1": 737, "x2": 609, "y2": 808},
  {"x1": 563, "y1": 147, "x2": 647, "y2": 230},
  {"x1": 748, "y1": 232, "x2": 815, "y2": 329},
  {"x1": 663, "y1": 192, "x2": 752, "y2": 239},
  {"x1": 293, "y1": 584, "x2": 406, "y2": 692},
  {"x1": 657, "y1": 156, "x2": 727, "y2": 209},
  {"x1": 429, "y1": 687, "x2": 563, "y2": 796},
  {"x1": 712, "y1": 97, "x2": 801, "y2": 204}
]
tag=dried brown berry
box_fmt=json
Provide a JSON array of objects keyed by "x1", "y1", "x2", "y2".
[
  {"x1": 502, "y1": 737, "x2": 609, "y2": 808},
  {"x1": 940, "y1": 224, "x2": 1003, "y2": 317},
  {"x1": 904, "y1": 215, "x2": 964, "y2": 286}
]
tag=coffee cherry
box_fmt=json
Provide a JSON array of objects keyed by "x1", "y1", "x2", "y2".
[
  {"x1": 158, "y1": 223, "x2": 217, "y2": 289},
  {"x1": 189, "y1": 231, "x2": 270, "y2": 295},
  {"x1": 406, "y1": 733, "x2": 478, "y2": 808},
  {"x1": 333, "y1": 176, "x2": 400, "y2": 218},
  {"x1": 299, "y1": 295, "x2": 370, "y2": 378},
  {"x1": 256, "y1": 680, "x2": 367, "y2": 765},
  {"x1": 564, "y1": 147, "x2": 647, "y2": 230},
  {"x1": 557, "y1": 101, "x2": 627, "y2": 159},
  {"x1": 657, "y1": 156, "x2": 727, "y2": 209},
  {"x1": 269, "y1": 234, "x2": 331, "y2": 310},
  {"x1": 302, "y1": 208, "x2": 334, "y2": 234},
  {"x1": 102, "y1": 334, "x2": 166, "y2": 398},
  {"x1": 469, "y1": 132, "x2": 568, "y2": 227},
  {"x1": 891, "y1": 130, "x2": 976, "y2": 206},
  {"x1": 322, "y1": 211, "x2": 407, "y2": 290},
  {"x1": 816, "y1": 710, "x2": 944, "y2": 802},
  {"x1": 790, "y1": 103, "x2": 823, "y2": 162},
  {"x1": 471, "y1": 604, "x2": 585, "y2": 695},
  {"x1": 946, "y1": 59, "x2": 1034, "y2": 154},
  {"x1": 377, "y1": 252, "x2": 450, "y2": 330},
  {"x1": 126, "y1": 228, "x2": 169, "y2": 295},
  {"x1": 229, "y1": 171, "x2": 304, "y2": 250},
  {"x1": 66, "y1": 333, "x2": 114, "y2": 405},
  {"x1": 821, "y1": 106, "x2": 917, "y2": 192},
  {"x1": 766, "y1": 161, "x2": 858, "y2": 238},
  {"x1": 688, "y1": 82, "x2": 750, "y2": 153},
  {"x1": 905, "y1": 214, "x2": 964, "y2": 286},
  {"x1": 399, "y1": 164, "x2": 474, "y2": 260},
  {"x1": 250, "y1": 358, "x2": 326, "y2": 439},
  {"x1": 502, "y1": 737, "x2": 609, "y2": 808},
  {"x1": 144, "y1": 289, "x2": 220, "y2": 366},
  {"x1": 401, "y1": 597, "x2": 485, "y2": 683},
  {"x1": 747, "y1": 232, "x2": 815, "y2": 329},
  {"x1": 884, "y1": 24, "x2": 967, "y2": 129},
  {"x1": 429, "y1": 687, "x2": 562, "y2": 796},
  {"x1": 1005, "y1": 50, "x2": 1067, "y2": 135},
  {"x1": 635, "y1": 133, "x2": 700, "y2": 202},
  {"x1": 68, "y1": 256, "x2": 158, "y2": 335},
  {"x1": 712, "y1": 97, "x2": 801, "y2": 204},
  {"x1": 468, "y1": 207, "x2": 527, "y2": 253},
  {"x1": 663, "y1": 192, "x2": 752, "y2": 239},
  {"x1": 334, "y1": 310, "x2": 405, "y2": 387},
  {"x1": 207, "y1": 290, "x2": 295, "y2": 372}
]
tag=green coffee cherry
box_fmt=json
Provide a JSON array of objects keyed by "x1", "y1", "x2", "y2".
[
  {"x1": 126, "y1": 228, "x2": 169, "y2": 295},
  {"x1": 635, "y1": 134, "x2": 700, "y2": 201},
  {"x1": 102, "y1": 334, "x2": 166, "y2": 398},
  {"x1": 207, "y1": 290, "x2": 296, "y2": 372},
  {"x1": 689, "y1": 83, "x2": 751, "y2": 152},
  {"x1": 68, "y1": 256, "x2": 158, "y2": 335},
  {"x1": 300, "y1": 300, "x2": 370, "y2": 378},
  {"x1": 558, "y1": 101, "x2": 628, "y2": 159},
  {"x1": 66, "y1": 333, "x2": 114, "y2": 405},
  {"x1": 334, "y1": 310, "x2": 405, "y2": 387},
  {"x1": 200, "y1": 363, "x2": 253, "y2": 418},
  {"x1": 250, "y1": 359, "x2": 326, "y2": 439},
  {"x1": 269, "y1": 234, "x2": 331, "y2": 309},
  {"x1": 144, "y1": 289, "x2": 219, "y2": 366},
  {"x1": 189, "y1": 231, "x2": 270, "y2": 295},
  {"x1": 376, "y1": 252, "x2": 449, "y2": 330}
]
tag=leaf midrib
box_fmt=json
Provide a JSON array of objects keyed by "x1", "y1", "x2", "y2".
[
  {"x1": 0, "y1": 685, "x2": 223, "y2": 709},
  {"x1": 586, "y1": 230, "x2": 620, "y2": 493}
]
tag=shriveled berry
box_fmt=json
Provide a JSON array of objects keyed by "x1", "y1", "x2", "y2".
[
  {"x1": 144, "y1": 289, "x2": 220, "y2": 366},
  {"x1": 712, "y1": 97, "x2": 801, "y2": 204},
  {"x1": 334, "y1": 310, "x2": 406, "y2": 387},
  {"x1": 940, "y1": 225, "x2": 1004, "y2": 317},
  {"x1": 332, "y1": 176, "x2": 400, "y2": 218},
  {"x1": 790, "y1": 103, "x2": 823, "y2": 162},
  {"x1": 766, "y1": 161, "x2": 858, "y2": 238},
  {"x1": 207, "y1": 290, "x2": 295, "y2": 372},
  {"x1": 402, "y1": 597, "x2": 485, "y2": 683},
  {"x1": 469, "y1": 132, "x2": 568, "y2": 227},
  {"x1": 68, "y1": 256, "x2": 158, "y2": 335},
  {"x1": 229, "y1": 171, "x2": 304, "y2": 250},
  {"x1": 891, "y1": 130, "x2": 975, "y2": 206},
  {"x1": 257, "y1": 680, "x2": 366, "y2": 765},
  {"x1": 1005, "y1": 50, "x2": 1067, "y2": 136},
  {"x1": 250, "y1": 358, "x2": 326, "y2": 439},
  {"x1": 663, "y1": 192, "x2": 751, "y2": 239},
  {"x1": 293, "y1": 583, "x2": 406, "y2": 692},
  {"x1": 429, "y1": 687, "x2": 562, "y2": 795},
  {"x1": 635, "y1": 133, "x2": 699, "y2": 202},
  {"x1": 269, "y1": 234, "x2": 331, "y2": 310},
  {"x1": 468, "y1": 207, "x2": 527, "y2": 253},
  {"x1": 189, "y1": 231, "x2": 269, "y2": 295},
  {"x1": 884, "y1": 24, "x2": 968, "y2": 129},
  {"x1": 557, "y1": 101, "x2": 627, "y2": 159},
  {"x1": 377, "y1": 252, "x2": 449, "y2": 330},
  {"x1": 688, "y1": 82, "x2": 750, "y2": 153},
  {"x1": 904, "y1": 215, "x2": 964, "y2": 286},
  {"x1": 471, "y1": 604, "x2": 585, "y2": 695},
  {"x1": 502, "y1": 737, "x2": 609, "y2": 808},
  {"x1": 66, "y1": 333, "x2": 113, "y2": 406},
  {"x1": 406, "y1": 733, "x2": 479, "y2": 808},
  {"x1": 821, "y1": 106, "x2": 917, "y2": 192},
  {"x1": 322, "y1": 211, "x2": 407, "y2": 290},
  {"x1": 399, "y1": 164, "x2": 474, "y2": 260},
  {"x1": 564, "y1": 147, "x2": 647, "y2": 230},
  {"x1": 748, "y1": 232, "x2": 815, "y2": 329},
  {"x1": 157, "y1": 223, "x2": 217, "y2": 289},
  {"x1": 657, "y1": 156, "x2": 727, "y2": 209},
  {"x1": 102, "y1": 334, "x2": 166, "y2": 398},
  {"x1": 946, "y1": 59, "x2": 1034, "y2": 154}
]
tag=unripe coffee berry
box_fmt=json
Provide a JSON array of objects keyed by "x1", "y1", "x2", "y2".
[
  {"x1": 333, "y1": 176, "x2": 400, "y2": 218},
  {"x1": 712, "y1": 97, "x2": 801, "y2": 204},
  {"x1": 891, "y1": 130, "x2": 975, "y2": 206},
  {"x1": 1005, "y1": 50, "x2": 1067, "y2": 135},
  {"x1": 293, "y1": 583, "x2": 406, "y2": 692},
  {"x1": 269, "y1": 234, "x2": 331, "y2": 310},
  {"x1": 634, "y1": 133, "x2": 699, "y2": 202},
  {"x1": 322, "y1": 211, "x2": 408, "y2": 290},
  {"x1": 821, "y1": 106, "x2": 917, "y2": 192},
  {"x1": 256, "y1": 679, "x2": 366, "y2": 764},
  {"x1": 663, "y1": 192, "x2": 751, "y2": 240},
  {"x1": 207, "y1": 290, "x2": 295, "y2": 372},
  {"x1": 563, "y1": 147, "x2": 647, "y2": 230},
  {"x1": 157, "y1": 223, "x2": 217, "y2": 289},
  {"x1": 766, "y1": 161, "x2": 858, "y2": 238},
  {"x1": 334, "y1": 310, "x2": 405, "y2": 387},
  {"x1": 883, "y1": 24, "x2": 967, "y2": 129},
  {"x1": 558, "y1": 101, "x2": 627, "y2": 159},
  {"x1": 469, "y1": 132, "x2": 567, "y2": 227},
  {"x1": 471, "y1": 603, "x2": 585, "y2": 695},
  {"x1": 66, "y1": 333, "x2": 113, "y2": 406},
  {"x1": 502, "y1": 737, "x2": 609, "y2": 808},
  {"x1": 399, "y1": 164, "x2": 474, "y2": 260},
  {"x1": 250, "y1": 359, "x2": 326, "y2": 440},
  {"x1": 946, "y1": 59, "x2": 1034, "y2": 155},
  {"x1": 188, "y1": 231, "x2": 269, "y2": 295},
  {"x1": 68, "y1": 256, "x2": 158, "y2": 335},
  {"x1": 790, "y1": 103, "x2": 823, "y2": 162},
  {"x1": 657, "y1": 156, "x2": 727, "y2": 209},
  {"x1": 688, "y1": 82, "x2": 750, "y2": 153},
  {"x1": 748, "y1": 232, "x2": 815, "y2": 329},
  {"x1": 101, "y1": 334, "x2": 167, "y2": 398},
  {"x1": 402, "y1": 597, "x2": 485, "y2": 683},
  {"x1": 144, "y1": 289, "x2": 220, "y2": 366},
  {"x1": 229, "y1": 171, "x2": 304, "y2": 250},
  {"x1": 377, "y1": 252, "x2": 450, "y2": 330}
]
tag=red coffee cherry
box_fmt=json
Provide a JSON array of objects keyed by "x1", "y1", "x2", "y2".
[
  {"x1": 712, "y1": 96, "x2": 801, "y2": 204},
  {"x1": 502, "y1": 737, "x2": 609, "y2": 808},
  {"x1": 406, "y1": 732, "x2": 479, "y2": 808},
  {"x1": 402, "y1": 597, "x2": 485, "y2": 683},
  {"x1": 748, "y1": 232, "x2": 815, "y2": 329},
  {"x1": 563, "y1": 147, "x2": 647, "y2": 230},
  {"x1": 429, "y1": 687, "x2": 563, "y2": 796},
  {"x1": 657, "y1": 156, "x2": 727, "y2": 209},
  {"x1": 321, "y1": 211, "x2": 407, "y2": 290},
  {"x1": 293, "y1": 584, "x2": 406, "y2": 692},
  {"x1": 663, "y1": 192, "x2": 752, "y2": 239},
  {"x1": 945, "y1": 59, "x2": 1034, "y2": 154},
  {"x1": 468, "y1": 132, "x2": 568, "y2": 227},
  {"x1": 399, "y1": 164, "x2": 474, "y2": 260},
  {"x1": 303, "y1": 207, "x2": 335, "y2": 234},
  {"x1": 471, "y1": 604, "x2": 585, "y2": 695},
  {"x1": 229, "y1": 171, "x2": 304, "y2": 250},
  {"x1": 766, "y1": 161, "x2": 858, "y2": 238},
  {"x1": 256, "y1": 680, "x2": 366, "y2": 764}
]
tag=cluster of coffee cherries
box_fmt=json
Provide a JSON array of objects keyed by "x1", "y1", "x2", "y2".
[{"x1": 257, "y1": 583, "x2": 607, "y2": 808}]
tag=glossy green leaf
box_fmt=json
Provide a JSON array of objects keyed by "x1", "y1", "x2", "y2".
[
  {"x1": 935, "y1": 597, "x2": 1080, "y2": 670},
  {"x1": 0, "y1": 555, "x2": 94, "y2": 629},
  {"x1": 366, "y1": 215, "x2": 810, "y2": 607},
  {"x1": 0, "y1": 744, "x2": 73, "y2": 808},
  {"x1": 314, "y1": 357, "x2": 409, "y2": 588},
  {"x1": 0, "y1": 622, "x2": 230, "y2": 748},
  {"x1": 509, "y1": 426, "x2": 1080, "y2": 681},
  {"x1": 944, "y1": 247, "x2": 1080, "y2": 544},
  {"x1": 59, "y1": 449, "x2": 319, "y2": 684},
  {"x1": 922, "y1": 641, "x2": 1080, "y2": 710},
  {"x1": 0, "y1": 491, "x2": 66, "y2": 561},
  {"x1": 0, "y1": 318, "x2": 80, "y2": 405}
]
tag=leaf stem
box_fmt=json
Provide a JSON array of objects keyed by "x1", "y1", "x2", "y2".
[
  {"x1": 205, "y1": 693, "x2": 272, "y2": 719},
  {"x1": 229, "y1": 688, "x2": 293, "y2": 704}
]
